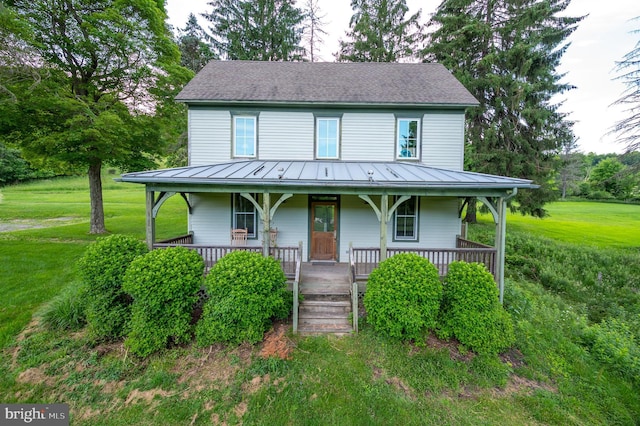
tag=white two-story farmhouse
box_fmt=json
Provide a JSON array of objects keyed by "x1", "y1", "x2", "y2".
[{"x1": 120, "y1": 61, "x2": 536, "y2": 331}]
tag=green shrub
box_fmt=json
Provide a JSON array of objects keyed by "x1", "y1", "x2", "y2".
[
  {"x1": 77, "y1": 234, "x2": 148, "y2": 338},
  {"x1": 440, "y1": 261, "x2": 515, "y2": 355},
  {"x1": 122, "y1": 247, "x2": 204, "y2": 357},
  {"x1": 40, "y1": 282, "x2": 89, "y2": 331},
  {"x1": 582, "y1": 318, "x2": 640, "y2": 384},
  {"x1": 363, "y1": 253, "x2": 442, "y2": 342},
  {"x1": 196, "y1": 251, "x2": 290, "y2": 346}
]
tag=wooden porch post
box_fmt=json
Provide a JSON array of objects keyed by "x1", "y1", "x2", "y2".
[
  {"x1": 146, "y1": 189, "x2": 156, "y2": 250},
  {"x1": 380, "y1": 194, "x2": 388, "y2": 262},
  {"x1": 262, "y1": 192, "x2": 271, "y2": 257},
  {"x1": 495, "y1": 197, "x2": 507, "y2": 304}
]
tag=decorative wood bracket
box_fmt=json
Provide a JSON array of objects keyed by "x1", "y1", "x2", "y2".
[{"x1": 152, "y1": 192, "x2": 192, "y2": 218}]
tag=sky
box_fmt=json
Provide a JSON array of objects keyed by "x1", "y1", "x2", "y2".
[{"x1": 165, "y1": 0, "x2": 640, "y2": 155}]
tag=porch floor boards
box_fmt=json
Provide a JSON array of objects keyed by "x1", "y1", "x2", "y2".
[{"x1": 297, "y1": 262, "x2": 353, "y2": 335}]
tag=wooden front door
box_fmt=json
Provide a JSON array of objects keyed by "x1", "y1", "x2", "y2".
[{"x1": 311, "y1": 201, "x2": 337, "y2": 260}]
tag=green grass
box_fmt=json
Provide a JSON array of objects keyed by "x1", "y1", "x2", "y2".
[
  {"x1": 1, "y1": 177, "x2": 639, "y2": 425},
  {"x1": 477, "y1": 201, "x2": 640, "y2": 248}
]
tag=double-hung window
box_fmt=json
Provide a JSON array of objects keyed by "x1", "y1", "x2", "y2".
[
  {"x1": 233, "y1": 116, "x2": 256, "y2": 158},
  {"x1": 394, "y1": 196, "x2": 418, "y2": 241},
  {"x1": 396, "y1": 118, "x2": 420, "y2": 159},
  {"x1": 316, "y1": 117, "x2": 340, "y2": 159},
  {"x1": 233, "y1": 194, "x2": 257, "y2": 238}
]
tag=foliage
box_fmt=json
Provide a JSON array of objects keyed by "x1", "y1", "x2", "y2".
[
  {"x1": 588, "y1": 157, "x2": 636, "y2": 199},
  {"x1": 610, "y1": 17, "x2": 640, "y2": 152},
  {"x1": 176, "y1": 13, "x2": 217, "y2": 73},
  {"x1": 204, "y1": 0, "x2": 305, "y2": 61},
  {"x1": 5, "y1": 0, "x2": 191, "y2": 233},
  {"x1": 425, "y1": 0, "x2": 583, "y2": 217},
  {"x1": 582, "y1": 318, "x2": 640, "y2": 384},
  {"x1": 39, "y1": 282, "x2": 88, "y2": 332},
  {"x1": 0, "y1": 142, "x2": 46, "y2": 185},
  {"x1": 77, "y1": 234, "x2": 148, "y2": 339},
  {"x1": 336, "y1": 0, "x2": 422, "y2": 62},
  {"x1": 196, "y1": 251, "x2": 289, "y2": 346},
  {"x1": 440, "y1": 261, "x2": 515, "y2": 355},
  {"x1": 364, "y1": 253, "x2": 442, "y2": 341},
  {"x1": 122, "y1": 247, "x2": 204, "y2": 357}
]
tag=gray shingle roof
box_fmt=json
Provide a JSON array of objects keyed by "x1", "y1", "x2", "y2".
[
  {"x1": 120, "y1": 161, "x2": 535, "y2": 194},
  {"x1": 175, "y1": 61, "x2": 479, "y2": 107}
]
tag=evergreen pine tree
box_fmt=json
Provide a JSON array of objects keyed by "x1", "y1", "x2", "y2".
[
  {"x1": 336, "y1": 0, "x2": 423, "y2": 62},
  {"x1": 204, "y1": 0, "x2": 305, "y2": 61},
  {"x1": 424, "y1": 0, "x2": 583, "y2": 217},
  {"x1": 177, "y1": 13, "x2": 217, "y2": 73}
]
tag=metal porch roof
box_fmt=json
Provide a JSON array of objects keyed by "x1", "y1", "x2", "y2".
[{"x1": 119, "y1": 161, "x2": 536, "y2": 195}]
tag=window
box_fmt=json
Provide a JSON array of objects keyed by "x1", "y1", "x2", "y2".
[
  {"x1": 233, "y1": 194, "x2": 257, "y2": 238},
  {"x1": 316, "y1": 118, "x2": 340, "y2": 159},
  {"x1": 396, "y1": 118, "x2": 420, "y2": 159},
  {"x1": 394, "y1": 196, "x2": 418, "y2": 241},
  {"x1": 234, "y1": 116, "x2": 256, "y2": 157}
]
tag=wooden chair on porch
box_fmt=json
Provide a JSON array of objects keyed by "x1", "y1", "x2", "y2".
[{"x1": 231, "y1": 228, "x2": 248, "y2": 246}]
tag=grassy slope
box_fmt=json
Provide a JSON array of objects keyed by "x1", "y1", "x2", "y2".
[
  {"x1": 1, "y1": 178, "x2": 638, "y2": 425},
  {"x1": 477, "y1": 201, "x2": 640, "y2": 248}
]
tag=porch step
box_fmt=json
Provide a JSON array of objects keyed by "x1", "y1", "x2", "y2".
[{"x1": 298, "y1": 294, "x2": 353, "y2": 335}]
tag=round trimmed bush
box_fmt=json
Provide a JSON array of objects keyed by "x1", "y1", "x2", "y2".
[
  {"x1": 122, "y1": 246, "x2": 204, "y2": 357},
  {"x1": 196, "y1": 251, "x2": 290, "y2": 346},
  {"x1": 77, "y1": 234, "x2": 148, "y2": 338},
  {"x1": 440, "y1": 261, "x2": 515, "y2": 355},
  {"x1": 363, "y1": 253, "x2": 442, "y2": 341}
]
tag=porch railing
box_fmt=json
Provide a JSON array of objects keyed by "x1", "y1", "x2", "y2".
[
  {"x1": 153, "y1": 241, "x2": 300, "y2": 279},
  {"x1": 350, "y1": 240, "x2": 497, "y2": 281}
]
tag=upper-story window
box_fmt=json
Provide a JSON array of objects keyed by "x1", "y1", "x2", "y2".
[
  {"x1": 394, "y1": 196, "x2": 419, "y2": 241},
  {"x1": 316, "y1": 117, "x2": 340, "y2": 159},
  {"x1": 396, "y1": 118, "x2": 420, "y2": 159},
  {"x1": 234, "y1": 116, "x2": 256, "y2": 158}
]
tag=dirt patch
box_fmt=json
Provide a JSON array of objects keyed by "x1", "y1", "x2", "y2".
[
  {"x1": 372, "y1": 366, "x2": 415, "y2": 399},
  {"x1": 234, "y1": 401, "x2": 247, "y2": 419},
  {"x1": 425, "y1": 333, "x2": 475, "y2": 362},
  {"x1": 175, "y1": 343, "x2": 252, "y2": 394},
  {"x1": 11, "y1": 317, "x2": 41, "y2": 368},
  {"x1": 124, "y1": 388, "x2": 175, "y2": 406},
  {"x1": 500, "y1": 347, "x2": 526, "y2": 368},
  {"x1": 0, "y1": 217, "x2": 82, "y2": 233},
  {"x1": 259, "y1": 322, "x2": 294, "y2": 360},
  {"x1": 16, "y1": 367, "x2": 57, "y2": 387},
  {"x1": 492, "y1": 374, "x2": 557, "y2": 397}
]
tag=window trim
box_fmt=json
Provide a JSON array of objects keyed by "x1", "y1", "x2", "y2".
[
  {"x1": 233, "y1": 115, "x2": 257, "y2": 158},
  {"x1": 393, "y1": 196, "x2": 419, "y2": 242},
  {"x1": 315, "y1": 117, "x2": 341, "y2": 159},
  {"x1": 395, "y1": 117, "x2": 421, "y2": 160},
  {"x1": 232, "y1": 193, "x2": 258, "y2": 239}
]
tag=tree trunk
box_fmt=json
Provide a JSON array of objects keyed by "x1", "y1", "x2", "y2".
[
  {"x1": 88, "y1": 160, "x2": 107, "y2": 234},
  {"x1": 464, "y1": 197, "x2": 478, "y2": 224}
]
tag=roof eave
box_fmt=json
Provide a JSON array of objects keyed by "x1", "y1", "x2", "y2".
[{"x1": 174, "y1": 99, "x2": 480, "y2": 109}]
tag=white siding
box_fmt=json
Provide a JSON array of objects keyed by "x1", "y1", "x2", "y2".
[
  {"x1": 270, "y1": 194, "x2": 309, "y2": 259},
  {"x1": 189, "y1": 193, "x2": 232, "y2": 244},
  {"x1": 422, "y1": 111, "x2": 465, "y2": 170},
  {"x1": 259, "y1": 111, "x2": 314, "y2": 160},
  {"x1": 418, "y1": 197, "x2": 460, "y2": 248},
  {"x1": 342, "y1": 113, "x2": 395, "y2": 161},
  {"x1": 189, "y1": 109, "x2": 231, "y2": 165},
  {"x1": 340, "y1": 196, "x2": 381, "y2": 259}
]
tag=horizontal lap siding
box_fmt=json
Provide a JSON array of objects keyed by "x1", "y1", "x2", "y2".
[
  {"x1": 189, "y1": 194, "x2": 233, "y2": 245},
  {"x1": 419, "y1": 197, "x2": 460, "y2": 248},
  {"x1": 189, "y1": 109, "x2": 231, "y2": 165},
  {"x1": 342, "y1": 113, "x2": 394, "y2": 161},
  {"x1": 259, "y1": 111, "x2": 314, "y2": 160},
  {"x1": 422, "y1": 111, "x2": 465, "y2": 170},
  {"x1": 340, "y1": 196, "x2": 380, "y2": 255},
  {"x1": 270, "y1": 195, "x2": 309, "y2": 259}
]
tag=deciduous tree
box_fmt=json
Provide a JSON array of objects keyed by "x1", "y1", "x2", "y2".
[{"x1": 6, "y1": 0, "x2": 191, "y2": 233}]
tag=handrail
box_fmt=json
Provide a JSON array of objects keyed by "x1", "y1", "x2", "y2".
[
  {"x1": 349, "y1": 243, "x2": 358, "y2": 333},
  {"x1": 292, "y1": 241, "x2": 302, "y2": 334}
]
